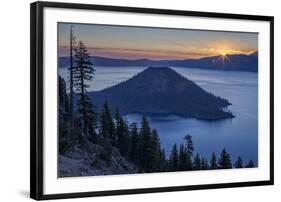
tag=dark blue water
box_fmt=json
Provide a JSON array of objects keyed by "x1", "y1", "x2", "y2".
[{"x1": 59, "y1": 66, "x2": 258, "y2": 166}]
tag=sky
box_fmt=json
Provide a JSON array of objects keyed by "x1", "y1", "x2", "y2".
[{"x1": 58, "y1": 23, "x2": 258, "y2": 60}]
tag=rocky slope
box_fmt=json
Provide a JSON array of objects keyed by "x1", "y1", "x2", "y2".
[{"x1": 59, "y1": 140, "x2": 139, "y2": 177}]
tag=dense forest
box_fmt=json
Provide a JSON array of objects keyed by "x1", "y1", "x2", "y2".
[{"x1": 58, "y1": 27, "x2": 255, "y2": 177}]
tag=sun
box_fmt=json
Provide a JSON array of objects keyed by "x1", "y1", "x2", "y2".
[{"x1": 221, "y1": 52, "x2": 226, "y2": 56}]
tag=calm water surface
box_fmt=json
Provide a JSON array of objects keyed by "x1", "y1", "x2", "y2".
[{"x1": 59, "y1": 66, "x2": 258, "y2": 165}]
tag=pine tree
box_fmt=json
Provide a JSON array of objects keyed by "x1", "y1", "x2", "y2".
[
  {"x1": 129, "y1": 122, "x2": 139, "y2": 163},
  {"x1": 193, "y1": 153, "x2": 201, "y2": 170},
  {"x1": 113, "y1": 107, "x2": 121, "y2": 146},
  {"x1": 201, "y1": 157, "x2": 209, "y2": 170},
  {"x1": 150, "y1": 129, "x2": 162, "y2": 171},
  {"x1": 139, "y1": 116, "x2": 152, "y2": 172},
  {"x1": 210, "y1": 152, "x2": 218, "y2": 169},
  {"x1": 218, "y1": 148, "x2": 232, "y2": 169},
  {"x1": 117, "y1": 116, "x2": 130, "y2": 159},
  {"x1": 178, "y1": 144, "x2": 187, "y2": 171},
  {"x1": 99, "y1": 101, "x2": 114, "y2": 140},
  {"x1": 169, "y1": 144, "x2": 179, "y2": 171},
  {"x1": 184, "y1": 134, "x2": 194, "y2": 157},
  {"x1": 80, "y1": 97, "x2": 98, "y2": 143},
  {"x1": 73, "y1": 41, "x2": 97, "y2": 142},
  {"x1": 245, "y1": 160, "x2": 255, "y2": 168},
  {"x1": 59, "y1": 76, "x2": 69, "y2": 129},
  {"x1": 68, "y1": 25, "x2": 76, "y2": 123},
  {"x1": 184, "y1": 134, "x2": 194, "y2": 170},
  {"x1": 159, "y1": 149, "x2": 167, "y2": 172},
  {"x1": 59, "y1": 76, "x2": 71, "y2": 154},
  {"x1": 234, "y1": 156, "x2": 243, "y2": 168}
]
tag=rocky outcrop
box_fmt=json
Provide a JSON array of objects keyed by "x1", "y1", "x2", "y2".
[{"x1": 59, "y1": 140, "x2": 139, "y2": 177}]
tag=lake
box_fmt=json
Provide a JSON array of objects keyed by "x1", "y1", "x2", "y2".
[{"x1": 59, "y1": 66, "x2": 258, "y2": 166}]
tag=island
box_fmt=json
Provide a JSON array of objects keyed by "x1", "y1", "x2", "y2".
[{"x1": 89, "y1": 67, "x2": 234, "y2": 120}]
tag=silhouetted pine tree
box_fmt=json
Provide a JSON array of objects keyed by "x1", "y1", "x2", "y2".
[
  {"x1": 139, "y1": 116, "x2": 152, "y2": 172},
  {"x1": 129, "y1": 123, "x2": 139, "y2": 163},
  {"x1": 218, "y1": 148, "x2": 232, "y2": 169},
  {"x1": 184, "y1": 134, "x2": 194, "y2": 170},
  {"x1": 73, "y1": 41, "x2": 97, "y2": 142},
  {"x1": 150, "y1": 129, "x2": 162, "y2": 171},
  {"x1": 77, "y1": 96, "x2": 98, "y2": 143},
  {"x1": 68, "y1": 25, "x2": 76, "y2": 123},
  {"x1": 245, "y1": 160, "x2": 255, "y2": 168},
  {"x1": 234, "y1": 156, "x2": 243, "y2": 168},
  {"x1": 201, "y1": 157, "x2": 209, "y2": 170},
  {"x1": 178, "y1": 144, "x2": 187, "y2": 171},
  {"x1": 210, "y1": 152, "x2": 218, "y2": 169},
  {"x1": 117, "y1": 117, "x2": 130, "y2": 159},
  {"x1": 169, "y1": 144, "x2": 179, "y2": 171},
  {"x1": 159, "y1": 149, "x2": 167, "y2": 172},
  {"x1": 193, "y1": 153, "x2": 201, "y2": 170},
  {"x1": 99, "y1": 101, "x2": 114, "y2": 139},
  {"x1": 113, "y1": 108, "x2": 121, "y2": 146},
  {"x1": 59, "y1": 76, "x2": 71, "y2": 154},
  {"x1": 59, "y1": 76, "x2": 69, "y2": 130}
]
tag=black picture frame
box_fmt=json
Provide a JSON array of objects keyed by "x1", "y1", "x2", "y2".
[{"x1": 30, "y1": 1, "x2": 274, "y2": 200}]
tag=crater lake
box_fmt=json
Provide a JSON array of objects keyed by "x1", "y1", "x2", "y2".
[{"x1": 59, "y1": 66, "x2": 258, "y2": 165}]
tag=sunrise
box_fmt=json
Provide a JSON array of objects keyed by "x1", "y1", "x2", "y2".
[{"x1": 58, "y1": 23, "x2": 258, "y2": 60}]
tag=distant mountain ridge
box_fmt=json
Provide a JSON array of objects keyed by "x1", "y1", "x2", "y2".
[
  {"x1": 59, "y1": 52, "x2": 258, "y2": 72},
  {"x1": 89, "y1": 67, "x2": 235, "y2": 120}
]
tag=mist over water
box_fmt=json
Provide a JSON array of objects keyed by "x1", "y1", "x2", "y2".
[{"x1": 59, "y1": 66, "x2": 258, "y2": 165}]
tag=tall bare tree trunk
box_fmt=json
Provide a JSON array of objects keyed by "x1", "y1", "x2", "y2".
[{"x1": 69, "y1": 25, "x2": 74, "y2": 122}]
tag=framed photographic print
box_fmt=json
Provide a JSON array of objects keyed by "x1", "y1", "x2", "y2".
[{"x1": 30, "y1": 1, "x2": 274, "y2": 200}]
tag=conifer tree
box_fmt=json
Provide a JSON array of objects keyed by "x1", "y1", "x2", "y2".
[
  {"x1": 178, "y1": 144, "x2": 187, "y2": 171},
  {"x1": 234, "y1": 156, "x2": 243, "y2": 168},
  {"x1": 201, "y1": 157, "x2": 209, "y2": 170},
  {"x1": 210, "y1": 152, "x2": 218, "y2": 169},
  {"x1": 150, "y1": 129, "x2": 162, "y2": 171},
  {"x1": 59, "y1": 76, "x2": 72, "y2": 154},
  {"x1": 117, "y1": 116, "x2": 130, "y2": 159},
  {"x1": 99, "y1": 101, "x2": 114, "y2": 140},
  {"x1": 129, "y1": 123, "x2": 139, "y2": 163},
  {"x1": 184, "y1": 134, "x2": 194, "y2": 170},
  {"x1": 169, "y1": 144, "x2": 179, "y2": 171},
  {"x1": 68, "y1": 25, "x2": 76, "y2": 123},
  {"x1": 245, "y1": 160, "x2": 255, "y2": 168},
  {"x1": 193, "y1": 153, "x2": 201, "y2": 170},
  {"x1": 59, "y1": 76, "x2": 69, "y2": 129},
  {"x1": 73, "y1": 41, "x2": 97, "y2": 142},
  {"x1": 218, "y1": 148, "x2": 232, "y2": 169},
  {"x1": 184, "y1": 134, "x2": 194, "y2": 157},
  {"x1": 159, "y1": 149, "x2": 167, "y2": 172},
  {"x1": 139, "y1": 116, "x2": 152, "y2": 171},
  {"x1": 113, "y1": 107, "x2": 121, "y2": 145}
]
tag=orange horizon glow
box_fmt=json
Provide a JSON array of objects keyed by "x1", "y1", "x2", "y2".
[
  {"x1": 58, "y1": 45, "x2": 257, "y2": 60},
  {"x1": 58, "y1": 23, "x2": 258, "y2": 60}
]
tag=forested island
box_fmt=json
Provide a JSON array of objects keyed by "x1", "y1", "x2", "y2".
[
  {"x1": 58, "y1": 32, "x2": 254, "y2": 177},
  {"x1": 89, "y1": 66, "x2": 234, "y2": 120}
]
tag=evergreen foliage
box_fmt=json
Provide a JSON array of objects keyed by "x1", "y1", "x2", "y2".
[
  {"x1": 169, "y1": 144, "x2": 179, "y2": 171},
  {"x1": 184, "y1": 134, "x2": 194, "y2": 170},
  {"x1": 73, "y1": 41, "x2": 97, "y2": 143},
  {"x1": 245, "y1": 160, "x2": 255, "y2": 168},
  {"x1": 193, "y1": 153, "x2": 201, "y2": 170},
  {"x1": 99, "y1": 101, "x2": 115, "y2": 140},
  {"x1": 218, "y1": 148, "x2": 232, "y2": 169},
  {"x1": 210, "y1": 152, "x2": 218, "y2": 169},
  {"x1": 234, "y1": 156, "x2": 243, "y2": 168}
]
